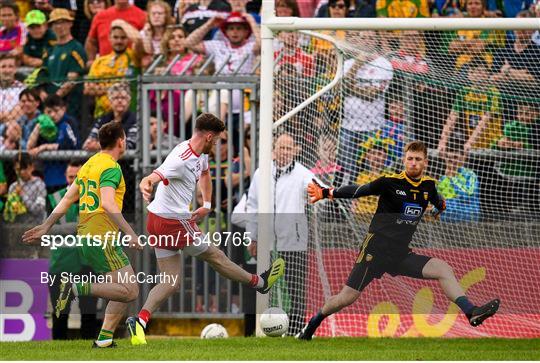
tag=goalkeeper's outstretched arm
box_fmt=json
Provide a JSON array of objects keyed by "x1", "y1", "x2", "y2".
[{"x1": 307, "y1": 179, "x2": 380, "y2": 203}]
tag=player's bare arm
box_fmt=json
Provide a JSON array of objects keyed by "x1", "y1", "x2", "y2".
[
  {"x1": 22, "y1": 181, "x2": 79, "y2": 244},
  {"x1": 464, "y1": 112, "x2": 491, "y2": 153},
  {"x1": 438, "y1": 110, "x2": 458, "y2": 155},
  {"x1": 191, "y1": 169, "x2": 212, "y2": 223},
  {"x1": 139, "y1": 172, "x2": 162, "y2": 203}
]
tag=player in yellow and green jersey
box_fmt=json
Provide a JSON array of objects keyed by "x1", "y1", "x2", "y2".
[{"x1": 23, "y1": 121, "x2": 143, "y2": 348}]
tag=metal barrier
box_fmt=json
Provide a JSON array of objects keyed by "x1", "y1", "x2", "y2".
[
  {"x1": 0, "y1": 68, "x2": 261, "y2": 317},
  {"x1": 138, "y1": 72, "x2": 259, "y2": 316}
]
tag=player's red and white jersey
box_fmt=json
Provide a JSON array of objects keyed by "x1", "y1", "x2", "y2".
[{"x1": 147, "y1": 141, "x2": 209, "y2": 219}]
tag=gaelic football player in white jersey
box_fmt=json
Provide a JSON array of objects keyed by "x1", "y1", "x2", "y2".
[{"x1": 126, "y1": 113, "x2": 285, "y2": 345}]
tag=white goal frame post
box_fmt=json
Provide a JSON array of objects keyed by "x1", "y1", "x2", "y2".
[{"x1": 255, "y1": 0, "x2": 540, "y2": 334}]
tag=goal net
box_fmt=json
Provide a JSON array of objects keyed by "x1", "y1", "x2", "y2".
[{"x1": 268, "y1": 28, "x2": 540, "y2": 338}]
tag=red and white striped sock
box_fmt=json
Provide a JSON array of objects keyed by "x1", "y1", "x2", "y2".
[
  {"x1": 249, "y1": 274, "x2": 264, "y2": 289},
  {"x1": 138, "y1": 309, "x2": 151, "y2": 329}
]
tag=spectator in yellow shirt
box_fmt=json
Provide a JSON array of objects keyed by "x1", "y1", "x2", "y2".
[{"x1": 84, "y1": 19, "x2": 142, "y2": 119}]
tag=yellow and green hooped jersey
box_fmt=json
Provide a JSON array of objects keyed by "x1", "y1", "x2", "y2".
[{"x1": 76, "y1": 152, "x2": 125, "y2": 241}]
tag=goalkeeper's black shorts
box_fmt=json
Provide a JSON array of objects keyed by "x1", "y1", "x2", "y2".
[{"x1": 346, "y1": 233, "x2": 432, "y2": 292}]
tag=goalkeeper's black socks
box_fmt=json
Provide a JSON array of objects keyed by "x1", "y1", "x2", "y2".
[
  {"x1": 311, "y1": 310, "x2": 328, "y2": 328},
  {"x1": 305, "y1": 310, "x2": 327, "y2": 335},
  {"x1": 297, "y1": 310, "x2": 328, "y2": 340},
  {"x1": 455, "y1": 296, "x2": 475, "y2": 318}
]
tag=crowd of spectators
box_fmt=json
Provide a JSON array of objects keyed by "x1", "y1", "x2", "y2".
[
  {"x1": 0, "y1": 0, "x2": 538, "y2": 322},
  {"x1": 0, "y1": 0, "x2": 539, "y2": 226}
]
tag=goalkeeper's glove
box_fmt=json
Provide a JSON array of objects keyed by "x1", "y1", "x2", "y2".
[
  {"x1": 307, "y1": 179, "x2": 333, "y2": 204},
  {"x1": 431, "y1": 199, "x2": 446, "y2": 220}
]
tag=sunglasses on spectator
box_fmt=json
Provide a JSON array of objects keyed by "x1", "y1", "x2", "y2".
[{"x1": 329, "y1": 3, "x2": 346, "y2": 9}]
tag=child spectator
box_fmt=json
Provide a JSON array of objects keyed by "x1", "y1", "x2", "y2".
[
  {"x1": 44, "y1": 8, "x2": 87, "y2": 121},
  {"x1": 491, "y1": 100, "x2": 539, "y2": 216},
  {"x1": 27, "y1": 95, "x2": 78, "y2": 192},
  {"x1": 438, "y1": 143, "x2": 481, "y2": 222},
  {"x1": 22, "y1": 10, "x2": 56, "y2": 67},
  {"x1": 17, "y1": 88, "x2": 42, "y2": 149},
  {"x1": 311, "y1": 133, "x2": 341, "y2": 178},
  {"x1": 5, "y1": 153, "x2": 46, "y2": 224},
  {"x1": 438, "y1": 57, "x2": 502, "y2": 155},
  {"x1": 0, "y1": 1, "x2": 27, "y2": 57},
  {"x1": 0, "y1": 121, "x2": 21, "y2": 151},
  {"x1": 353, "y1": 143, "x2": 388, "y2": 216},
  {"x1": 366, "y1": 98, "x2": 405, "y2": 171}
]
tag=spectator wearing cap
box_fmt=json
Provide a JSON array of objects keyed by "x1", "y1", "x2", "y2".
[
  {"x1": 27, "y1": 95, "x2": 78, "y2": 193},
  {"x1": 186, "y1": 12, "x2": 260, "y2": 76},
  {"x1": 186, "y1": 12, "x2": 260, "y2": 153},
  {"x1": 0, "y1": 53, "x2": 25, "y2": 125},
  {"x1": 85, "y1": 0, "x2": 146, "y2": 66},
  {"x1": 43, "y1": 8, "x2": 87, "y2": 122},
  {"x1": 85, "y1": 19, "x2": 141, "y2": 119},
  {"x1": 22, "y1": 10, "x2": 56, "y2": 67},
  {"x1": 180, "y1": 0, "x2": 231, "y2": 40},
  {"x1": 0, "y1": 1, "x2": 27, "y2": 58}
]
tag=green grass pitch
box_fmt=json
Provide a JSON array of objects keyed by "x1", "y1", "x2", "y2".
[{"x1": 1, "y1": 337, "x2": 538, "y2": 360}]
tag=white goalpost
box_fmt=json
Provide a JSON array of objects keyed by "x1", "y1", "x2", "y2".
[{"x1": 257, "y1": 0, "x2": 540, "y2": 338}]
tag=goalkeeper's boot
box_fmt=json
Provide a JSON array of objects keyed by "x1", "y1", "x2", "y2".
[
  {"x1": 296, "y1": 322, "x2": 316, "y2": 341},
  {"x1": 469, "y1": 298, "x2": 500, "y2": 327},
  {"x1": 126, "y1": 316, "x2": 147, "y2": 345},
  {"x1": 256, "y1": 258, "x2": 285, "y2": 294},
  {"x1": 55, "y1": 281, "x2": 73, "y2": 318},
  {"x1": 92, "y1": 341, "x2": 117, "y2": 348}
]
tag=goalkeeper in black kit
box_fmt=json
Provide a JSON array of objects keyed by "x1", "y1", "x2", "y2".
[{"x1": 297, "y1": 141, "x2": 499, "y2": 340}]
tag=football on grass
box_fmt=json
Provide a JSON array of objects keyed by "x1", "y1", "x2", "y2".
[
  {"x1": 260, "y1": 307, "x2": 289, "y2": 337},
  {"x1": 200, "y1": 323, "x2": 229, "y2": 339}
]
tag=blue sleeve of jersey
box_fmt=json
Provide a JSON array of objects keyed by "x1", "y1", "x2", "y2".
[{"x1": 57, "y1": 122, "x2": 78, "y2": 150}]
